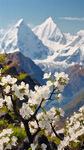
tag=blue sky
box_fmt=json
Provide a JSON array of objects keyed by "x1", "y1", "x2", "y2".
[{"x1": 0, "y1": 0, "x2": 84, "y2": 34}]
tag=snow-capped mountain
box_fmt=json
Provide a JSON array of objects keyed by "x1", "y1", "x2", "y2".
[
  {"x1": 32, "y1": 17, "x2": 84, "y2": 73},
  {"x1": 0, "y1": 17, "x2": 84, "y2": 74},
  {"x1": 0, "y1": 19, "x2": 49, "y2": 60},
  {"x1": 0, "y1": 29, "x2": 5, "y2": 39},
  {"x1": 33, "y1": 17, "x2": 66, "y2": 45}
]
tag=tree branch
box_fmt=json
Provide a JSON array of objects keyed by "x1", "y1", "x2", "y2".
[{"x1": 50, "y1": 123, "x2": 64, "y2": 141}]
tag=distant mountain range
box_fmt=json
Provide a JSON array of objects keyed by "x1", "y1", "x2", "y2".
[
  {"x1": 0, "y1": 17, "x2": 84, "y2": 73},
  {"x1": 33, "y1": 17, "x2": 84, "y2": 72}
]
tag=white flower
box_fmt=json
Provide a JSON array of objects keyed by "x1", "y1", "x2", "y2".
[
  {"x1": 1, "y1": 136, "x2": 10, "y2": 143},
  {"x1": 41, "y1": 143, "x2": 47, "y2": 150},
  {"x1": 12, "y1": 82, "x2": 29, "y2": 100},
  {"x1": 29, "y1": 121, "x2": 38, "y2": 133},
  {"x1": 57, "y1": 93, "x2": 62, "y2": 102},
  {"x1": 43, "y1": 72, "x2": 51, "y2": 79},
  {"x1": 30, "y1": 143, "x2": 38, "y2": 150},
  {"x1": 0, "y1": 128, "x2": 13, "y2": 137},
  {"x1": 1, "y1": 75, "x2": 17, "y2": 85},
  {"x1": 54, "y1": 72, "x2": 69, "y2": 84},
  {"x1": 46, "y1": 80, "x2": 53, "y2": 87},
  {"x1": 4, "y1": 85, "x2": 10, "y2": 94},
  {"x1": 20, "y1": 103, "x2": 34, "y2": 119},
  {"x1": 4, "y1": 96, "x2": 13, "y2": 111},
  {"x1": 59, "y1": 108, "x2": 64, "y2": 117},
  {"x1": 79, "y1": 105, "x2": 84, "y2": 112},
  {"x1": 11, "y1": 136, "x2": 17, "y2": 146}
]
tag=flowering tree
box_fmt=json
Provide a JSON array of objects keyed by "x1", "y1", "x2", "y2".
[
  {"x1": 58, "y1": 105, "x2": 84, "y2": 150},
  {"x1": 0, "y1": 68, "x2": 69, "y2": 149}
]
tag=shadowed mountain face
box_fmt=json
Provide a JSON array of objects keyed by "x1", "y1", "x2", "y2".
[
  {"x1": 4, "y1": 51, "x2": 45, "y2": 85},
  {"x1": 0, "y1": 51, "x2": 46, "y2": 90},
  {"x1": 64, "y1": 64, "x2": 84, "y2": 97},
  {"x1": 64, "y1": 90, "x2": 84, "y2": 118},
  {"x1": 0, "y1": 64, "x2": 37, "y2": 91}
]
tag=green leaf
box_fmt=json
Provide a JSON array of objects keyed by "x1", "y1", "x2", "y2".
[
  {"x1": 28, "y1": 148, "x2": 32, "y2": 150},
  {"x1": 50, "y1": 77, "x2": 54, "y2": 83},
  {"x1": 41, "y1": 107, "x2": 46, "y2": 114},
  {"x1": 37, "y1": 144, "x2": 41, "y2": 149},
  {"x1": 1, "y1": 65, "x2": 9, "y2": 73},
  {"x1": 16, "y1": 73, "x2": 28, "y2": 80},
  {"x1": 71, "y1": 142, "x2": 79, "y2": 148},
  {"x1": 0, "y1": 54, "x2": 6, "y2": 63}
]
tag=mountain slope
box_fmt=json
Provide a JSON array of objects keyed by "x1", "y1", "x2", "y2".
[
  {"x1": 33, "y1": 17, "x2": 66, "y2": 44},
  {"x1": 0, "y1": 19, "x2": 49, "y2": 60},
  {"x1": 64, "y1": 90, "x2": 84, "y2": 118},
  {"x1": 1, "y1": 51, "x2": 45, "y2": 84},
  {"x1": 0, "y1": 55, "x2": 40, "y2": 91},
  {"x1": 7, "y1": 51, "x2": 45, "y2": 84}
]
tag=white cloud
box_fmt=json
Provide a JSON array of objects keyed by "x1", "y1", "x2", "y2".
[{"x1": 58, "y1": 17, "x2": 84, "y2": 21}]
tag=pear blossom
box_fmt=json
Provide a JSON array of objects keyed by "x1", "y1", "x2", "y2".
[
  {"x1": 58, "y1": 105, "x2": 84, "y2": 149},
  {"x1": 41, "y1": 143, "x2": 47, "y2": 150},
  {"x1": 43, "y1": 72, "x2": 51, "y2": 79},
  {"x1": 0, "y1": 128, "x2": 13, "y2": 137},
  {"x1": 20, "y1": 103, "x2": 34, "y2": 119},
  {"x1": 37, "y1": 107, "x2": 64, "y2": 131},
  {"x1": 4, "y1": 96, "x2": 13, "y2": 111},
  {"x1": 0, "y1": 75, "x2": 17, "y2": 86},
  {"x1": 4, "y1": 85, "x2": 10, "y2": 94},
  {"x1": 11, "y1": 136, "x2": 17, "y2": 146},
  {"x1": 30, "y1": 143, "x2": 38, "y2": 150},
  {"x1": 54, "y1": 72, "x2": 69, "y2": 84},
  {"x1": 0, "y1": 72, "x2": 70, "y2": 149},
  {"x1": 0, "y1": 128, "x2": 17, "y2": 149},
  {"x1": 57, "y1": 93, "x2": 62, "y2": 102},
  {"x1": 29, "y1": 121, "x2": 38, "y2": 133}
]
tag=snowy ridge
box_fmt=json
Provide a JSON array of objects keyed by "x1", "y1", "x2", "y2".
[
  {"x1": 0, "y1": 17, "x2": 84, "y2": 73},
  {"x1": 0, "y1": 19, "x2": 49, "y2": 60},
  {"x1": 33, "y1": 17, "x2": 84, "y2": 72},
  {"x1": 33, "y1": 17, "x2": 66, "y2": 44}
]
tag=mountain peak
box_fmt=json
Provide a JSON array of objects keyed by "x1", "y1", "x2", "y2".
[
  {"x1": 0, "y1": 18, "x2": 49, "y2": 60},
  {"x1": 15, "y1": 18, "x2": 24, "y2": 28},
  {"x1": 43, "y1": 17, "x2": 56, "y2": 27},
  {"x1": 33, "y1": 17, "x2": 66, "y2": 43},
  {"x1": 45, "y1": 17, "x2": 54, "y2": 23}
]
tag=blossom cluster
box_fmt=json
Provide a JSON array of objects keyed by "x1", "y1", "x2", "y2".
[
  {"x1": 0, "y1": 128, "x2": 17, "y2": 150},
  {"x1": 58, "y1": 105, "x2": 84, "y2": 150},
  {"x1": 0, "y1": 71, "x2": 69, "y2": 119},
  {"x1": 0, "y1": 69, "x2": 69, "y2": 149},
  {"x1": 37, "y1": 107, "x2": 64, "y2": 131}
]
